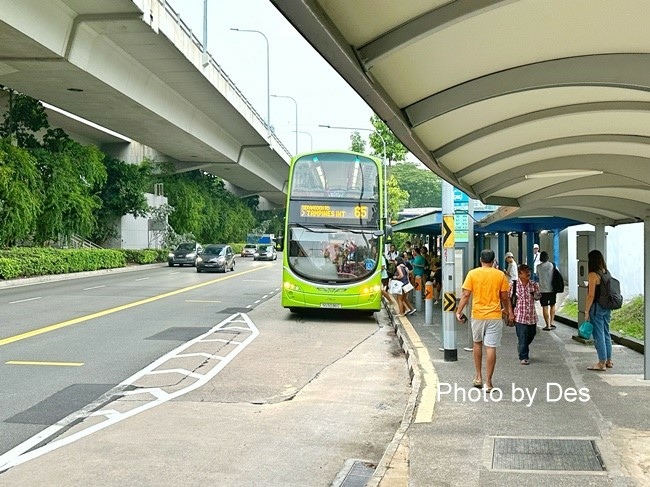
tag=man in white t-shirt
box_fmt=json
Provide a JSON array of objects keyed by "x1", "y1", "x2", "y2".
[
  {"x1": 531, "y1": 243, "x2": 541, "y2": 279},
  {"x1": 504, "y1": 252, "x2": 518, "y2": 284}
]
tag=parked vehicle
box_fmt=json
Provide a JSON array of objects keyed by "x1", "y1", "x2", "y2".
[
  {"x1": 241, "y1": 244, "x2": 257, "y2": 257},
  {"x1": 254, "y1": 244, "x2": 277, "y2": 261},
  {"x1": 168, "y1": 242, "x2": 202, "y2": 267},
  {"x1": 196, "y1": 244, "x2": 236, "y2": 273}
]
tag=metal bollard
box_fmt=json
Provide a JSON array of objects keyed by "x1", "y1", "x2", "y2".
[
  {"x1": 414, "y1": 275, "x2": 423, "y2": 310},
  {"x1": 425, "y1": 280, "x2": 433, "y2": 325}
]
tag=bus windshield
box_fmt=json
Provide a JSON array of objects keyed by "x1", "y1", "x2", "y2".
[
  {"x1": 287, "y1": 226, "x2": 380, "y2": 283},
  {"x1": 291, "y1": 152, "x2": 379, "y2": 199}
]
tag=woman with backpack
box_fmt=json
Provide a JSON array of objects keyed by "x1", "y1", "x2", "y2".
[{"x1": 584, "y1": 249, "x2": 614, "y2": 371}]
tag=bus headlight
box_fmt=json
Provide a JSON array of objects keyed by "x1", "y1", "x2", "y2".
[
  {"x1": 283, "y1": 281, "x2": 301, "y2": 292},
  {"x1": 361, "y1": 285, "x2": 381, "y2": 295}
]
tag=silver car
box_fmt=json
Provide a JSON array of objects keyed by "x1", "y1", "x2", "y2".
[
  {"x1": 253, "y1": 244, "x2": 277, "y2": 261},
  {"x1": 168, "y1": 242, "x2": 202, "y2": 267},
  {"x1": 196, "y1": 244, "x2": 236, "y2": 273}
]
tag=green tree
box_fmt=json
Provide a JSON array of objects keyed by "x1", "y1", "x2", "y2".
[
  {"x1": 350, "y1": 131, "x2": 366, "y2": 153},
  {"x1": 160, "y1": 170, "x2": 257, "y2": 243},
  {"x1": 390, "y1": 161, "x2": 441, "y2": 208},
  {"x1": 0, "y1": 90, "x2": 49, "y2": 148},
  {"x1": 32, "y1": 141, "x2": 106, "y2": 244},
  {"x1": 387, "y1": 175, "x2": 409, "y2": 224},
  {"x1": 93, "y1": 157, "x2": 152, "y2": 243},
  {"x1": 0, "y1": 140, "x2": 42, "y2": 245},
  {"x1": 369, "y1": 114, "x2": 408, "y2": 164}
]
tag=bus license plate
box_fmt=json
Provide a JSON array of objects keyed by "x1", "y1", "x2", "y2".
[{"x1": 321, "y1": 303, "x2": 342, "y2": 308}]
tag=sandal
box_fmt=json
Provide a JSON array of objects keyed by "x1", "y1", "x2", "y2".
[
  {"x1": 542, "y1": 327, "x2": 551, "y2": 331},
  {"x1": 587, "y1": 364, "x2": 606, "y2": 371},
  {"x1": 605, "y1": 360, "x2": 614, "y2": 368},
  {"x1": 520, "y1": 359, "x2": 530, "y2": 365},
  {"x1": 472, "y1": 379, "x2": 483, "y2": 388}
]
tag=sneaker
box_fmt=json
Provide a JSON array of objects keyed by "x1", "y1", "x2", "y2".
[{"x1": 406, "y1": 309, "x2": 416, "y2": 316}]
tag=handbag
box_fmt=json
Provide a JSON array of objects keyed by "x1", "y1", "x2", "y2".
[
  {"x1": 402, "y1": 282, "x2": 414, "y2": 293},
  {"x1": 389, "y1": 279, "x2": 404, "y2": 294},
  {"x1": 578, "y1": 320, "x2": 593, "y2": 339}
]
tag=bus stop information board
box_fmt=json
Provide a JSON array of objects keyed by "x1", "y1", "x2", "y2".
[{"x1": 453, "y1": 188, "x2": 469, "y2": 243}]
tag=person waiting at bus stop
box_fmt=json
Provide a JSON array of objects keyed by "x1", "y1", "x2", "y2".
[{"x1": 392, "y1": 257, "x2": 416, "y2": 317}]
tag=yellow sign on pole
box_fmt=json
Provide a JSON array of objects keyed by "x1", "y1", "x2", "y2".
[
  {"x1": 443, "y1": 292, "x2": 456, "y2": 311},
  {"x1": 443, "y1": 215, "x2": 455, "y2": 248}
]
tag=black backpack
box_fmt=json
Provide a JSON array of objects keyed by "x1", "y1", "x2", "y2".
[
  {"x1": 551, "y1": 264, "x2": 564, "y2": 293},
  {"x1": 597, "y1": 270, "x2": 623, "y2": 309},
  {"x1": 511, "y1": 280, "x2": 518, "y2": 309}
]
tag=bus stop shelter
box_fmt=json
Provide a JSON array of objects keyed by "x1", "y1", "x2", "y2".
[{"x1": 272, "y1": 0, "x2": 650, "y2": 377}]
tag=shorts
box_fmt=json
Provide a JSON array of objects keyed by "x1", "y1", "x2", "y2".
[
  {"x1": 471, "y1": 319, "x2": 503, "y2": 347},
  {"x1": 540, "y1": 292, "x2": 557, "y2": 306}
]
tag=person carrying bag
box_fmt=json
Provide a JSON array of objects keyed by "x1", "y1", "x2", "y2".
[{"x1": 392, "y1": 257, "x2": 416, "y2": 317}]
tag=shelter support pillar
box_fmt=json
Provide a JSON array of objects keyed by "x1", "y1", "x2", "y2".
[
  {"x1": 498, "y1": 232, "x2": 506, "y2": 269},
  {"x1": 441, "y1": 181, "x2": 457, "y2": 361},
  {"x1": 553, "y1": 228, "x2": 561, "y2": 267},
  {"x1": 643, "y1": 215, "x2": 650, "y2": 380},
  {"x1": 525, "y1": 231, "x2": 534, "y2": 270},
  {"x1": 595, "y1": 225, "x2": 606, "y2": 258},
  {"x1": 517, "y1": 233, "x2": 523, "y2": 264}
]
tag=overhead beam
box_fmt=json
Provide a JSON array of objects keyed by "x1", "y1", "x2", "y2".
[
  {"x1": 356, "y1": 0, "x2": 508, "y2": 68},
  {"x1": 405, "y1": 53, "x2": 650, "y2": 128},
  {"x1": 473, "y1": 154, "x2": 650, "y2": 197},
  {"x1": 456, "y1": 134, "x2": 650, "y2": 179}
]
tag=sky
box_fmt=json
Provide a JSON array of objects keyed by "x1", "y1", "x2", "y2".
[{"x1": 165, "y1": 0, "x2": 377, "y2": 156}]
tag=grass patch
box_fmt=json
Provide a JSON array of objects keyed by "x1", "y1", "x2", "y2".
[{"x1": 558, "y1": 297, "x2": 643, "y2": 340}]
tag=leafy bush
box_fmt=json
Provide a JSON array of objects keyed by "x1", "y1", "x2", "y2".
[
  {"x1": 0, "y1": 248, "x2": 125, "y2": 279},
  {"x1": 559, "y1": 297, "x2": 643, "y2": 340},
  {"x1": 0, "y1": 257, "x2": 22, "y2": 279},
  {"x1": 121, "y1": 249, "x2": 166, "y2": 264}
]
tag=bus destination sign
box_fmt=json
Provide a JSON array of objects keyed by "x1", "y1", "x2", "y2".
[
  {"x1": 291, "y1": 203, "x2": 377, "y2": 224},
  {"x1": 299, "y1": 204, "x2": 368, "y2": 219}
]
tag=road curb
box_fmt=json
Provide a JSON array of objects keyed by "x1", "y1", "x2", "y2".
[{"x1": 369, "y1": 304, "x2": 423, "y2": 487}]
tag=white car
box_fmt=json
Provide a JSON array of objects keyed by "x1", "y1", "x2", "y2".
[{"x1": 241, "y1": 244, "x2": 257, "y2": 257}]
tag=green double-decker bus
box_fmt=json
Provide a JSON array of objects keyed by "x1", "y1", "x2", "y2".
[{"x1": 282, "y1": 150, "x2": 387, "y2": 312}]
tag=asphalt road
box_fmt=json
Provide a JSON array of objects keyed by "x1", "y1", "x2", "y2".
[
  {"x1": 0, "y1": 258, "x2": 278, "y2": 456},
  {"x1": 0, "y1": 258, "x2": 410, "y2": 485}
]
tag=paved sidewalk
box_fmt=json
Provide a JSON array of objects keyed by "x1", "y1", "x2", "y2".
[{"x1": 379, "y1": 297, "x2": 649, "y2": 486}]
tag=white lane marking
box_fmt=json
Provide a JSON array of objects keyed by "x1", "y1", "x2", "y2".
[
  {"x1": 246, "y1": 304, "x2": 252, "y2": 308},
  {"x1": 176, "y1": 353, "x2": 225, "y2": 360},
  {"x1": 9, "y1": 297, "x2": 42, "y2": 304},
  {"x1": 254, "y1": 300, "x2": 261, "y2": 304},
  {"x1": 83, "y1": 285, "x2": 106, "y2": 291},
  {"x1": 0, "y1": 313, "x2": 259, "y2": 472},
  {"x1": 147, "y1": 369, "x2": 204, "y2": 380},
  {"x1": 202, "y1": 338, "x2": 242, "y2": 345},
  {"x1": 135, "y1": 277, "x2": 150, "y2": 281}
]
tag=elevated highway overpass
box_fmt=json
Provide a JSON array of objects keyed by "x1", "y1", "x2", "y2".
[{"x1": 0, "y1": 0, "x2": 290, "y2": 207}]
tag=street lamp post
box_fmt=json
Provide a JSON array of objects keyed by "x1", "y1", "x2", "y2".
[
  {"x1": 272, "y1": 94, "x2": 298, "y2": 155},
  {"x1": 294, "y1": 130, "x2": 313, "y2": 151},
  {"x1": 318, "y1": 124, "x2": 388, "y2": 227},
  {"x1": 230, "y1": 28, "x2": 271, "y2": 138}
]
